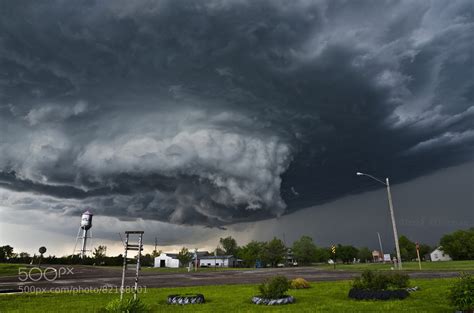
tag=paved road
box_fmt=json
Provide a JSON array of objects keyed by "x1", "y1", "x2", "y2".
[{"x1": 0, "y1": 265, "x2": 468, "y2": 292}]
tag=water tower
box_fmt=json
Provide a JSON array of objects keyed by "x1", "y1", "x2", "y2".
[{"x1": 73, "y1": 210, "x2": 93, "y2": 258}]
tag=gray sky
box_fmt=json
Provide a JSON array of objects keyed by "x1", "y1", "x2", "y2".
[{"x1": 0, "y1": 0, "x2": 473, "y2": 255}]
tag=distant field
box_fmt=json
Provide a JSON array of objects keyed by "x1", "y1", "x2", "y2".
[
  {"x1": 0, "y1": 278, "x2": 459, "y2": 312},
  {"x1": 1, "y1": 260, "x2": 472, "y2": 279},
  {"x1": 317, "y1": 260, "x2": 474, "y2": 271},
  {"x1": 107, "y1": 260, "x2": 474, "y2": 273}
]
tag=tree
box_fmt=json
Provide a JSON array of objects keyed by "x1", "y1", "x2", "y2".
[
  {"x1": 141, "y1": 253, "x2": 155, "y2": 267},
  {"x1": 418, "y1": 243, "x2": 432, "y2": 259},
  {"x1": 177, "y1": 247, "x2": 193, "y2": 267},
  {"x1": 219, "y1": 236, "x2": 238, "y2": 256},
  {"x1": 292, "y1": 236, "x2": 317, "y2": 265},
  {"x1": 0, "y1": 245, "x2": 14, "y2": 261},
  {"x1": 213, "y1": 247, "x2": 225, "y2": 256},
  {"x1": 337, "y1": 244, "x2": 358, "y2": 263},
  {"x1": 262, "y1": 237, "x2": 287, "y2": 267},
  {"x1": 93, "y1": 245, "x2": 107, "y2": 263},
  {"x1": 358, "y1": 247, "x2": 372, "y2": 263},
  {"x1": 238, "y1": 241, "x2": 264, "y2": 267},
  {"x1": 398, "y1": 235, "x2": 417, "y2": 261},
  {"x1": 151, "y1": 249, "x2": 162, "y2": 258},
  {"x1": 315, "y1": 247, "x2": 330, "y2": 262},
  {"x1": 440, "y1": 228, "x2": 474, "y2": 260},
  {"x1": 19, "y1": 252, "x2": 30, "y2": 259}
]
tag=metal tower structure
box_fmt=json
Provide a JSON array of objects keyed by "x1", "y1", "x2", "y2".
[{"x1": 120, "y1": 231, "x2": 144, "y2": 301}]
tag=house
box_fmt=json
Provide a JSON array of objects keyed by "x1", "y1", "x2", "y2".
[
  {"x1": 154, "y1": 253, "x2": 180, "y2": 268},
  {"x1": 197, "y1": 255, "x2": 241, "y2": 268},
  {"x1": 430, "y1": 247, "x2": 452, "y2": 262}
]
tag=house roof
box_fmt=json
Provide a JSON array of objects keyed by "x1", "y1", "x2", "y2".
[
  {"x1": 198, "y1": 255, "x2": 235, "y2": 260},
  {"x1": 430, "y1": 246, "x2": 444, "y2": 253},
  {"x1": 161, "y1": 253, "x2": 179, "y2": 258}
]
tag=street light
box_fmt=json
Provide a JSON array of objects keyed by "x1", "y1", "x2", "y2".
[{"x1": 356, "y1": 172, "x2": 402, "y2": 270}]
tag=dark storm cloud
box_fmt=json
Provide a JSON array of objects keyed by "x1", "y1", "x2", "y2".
[{"x1": 0, "y1": 0, "x2": 473, "y2": 225}]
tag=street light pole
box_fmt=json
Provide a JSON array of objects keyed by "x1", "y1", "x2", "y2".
[
  {"x1": 385, "y1": 178, "x2": 402, "y2": 269},
  {"x1": 356, "y1": 172, "x2": 403, "y2": 270}
]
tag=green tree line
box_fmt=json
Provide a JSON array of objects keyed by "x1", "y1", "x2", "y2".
[{"x1": 1, "y1": 227, "x2": 472, "y2": 267}]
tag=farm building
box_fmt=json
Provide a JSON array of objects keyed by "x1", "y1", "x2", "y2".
[
  {"x1": 154, "y1": 251, "x2": 212, "y2": 268},
  {"x1": 198, "y1": 255, "x2": 241, "y2": 268},
  {"x1": 154, "y1": 253, "x2": 180, "y2": 268}
]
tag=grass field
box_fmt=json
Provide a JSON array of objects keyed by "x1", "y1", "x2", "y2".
[
  {"x1": 0, "y1": 264, "x2": 30, "y2": 277},
  {"x1": 317, "y1": 260, "x2": 474, "y2": 271},
  {"x1": 0, "y1": 278, "x2": 459, "y2": 312}
]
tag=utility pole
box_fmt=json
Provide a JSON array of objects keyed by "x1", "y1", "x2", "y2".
[
  {"x1": 386, "y1": 178, "x2": 402, "y2": 270},
  {"x1": 356, "y1": 172, "x2": 403, "y2": 270}
]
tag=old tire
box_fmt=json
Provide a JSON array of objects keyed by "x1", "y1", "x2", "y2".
[
  {"x1": 348, "y1": 288, "x2": 409, "y2": 300},
  {"x1": 251, "y1": 295, "x2": 295, "y2": 305},
  {"x1": 167, "y1": 294, "x2": 205, "y2": 305}
]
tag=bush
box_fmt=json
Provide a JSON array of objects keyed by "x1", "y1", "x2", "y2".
[
  {"x1": 449, "y1": 273, "x2": 474, "y2": 312},
  {"x1": 103, "y1": 297, "x2": 150, "y2": 313},
  {"x1": 258, "y1": 275, "x2": 290, "y2": 299},
  {"x1": 352, "y1": 270, "x2": 409, "y2": 291},
  {"x1": 389, "y1": 272, "x2": 410, "y2": 289},
  {"x1": 290, "y1": 278, "x2": 310, "y2": 289}
]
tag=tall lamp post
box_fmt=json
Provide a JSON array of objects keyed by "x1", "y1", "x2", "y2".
[{"x1": 356, "y1": 172, "x2": 402, "y2": 270}]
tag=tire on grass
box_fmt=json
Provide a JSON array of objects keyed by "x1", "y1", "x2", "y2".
[
  {"x1": 251, "y1": 295, "x2": 295, "y2": 305},
  {"x1": 167, "y1": 294, "x2": 205, "y2": 305},
  {"x1": 348, "y1": 288, "x2": 410, "y2": 300}
]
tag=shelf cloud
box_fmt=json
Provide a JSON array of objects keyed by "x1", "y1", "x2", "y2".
[{"x1": 0, "y1": 0, "x2": 473, "y2": 228}]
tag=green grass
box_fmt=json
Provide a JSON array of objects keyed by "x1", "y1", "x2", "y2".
[
  {"x1": 0, "y1": 264, "x2": 30, "y2": 277},
  {"x1": 0, "y1": 278, "x2": 458, "y2": 312},
  {"x1": 317, "y1": 260, "x2": 474, "y2": 271}
]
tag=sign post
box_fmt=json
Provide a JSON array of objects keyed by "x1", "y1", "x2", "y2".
[
  {"x1": 416, "y1": 242, "x2": 422, "y2": 270},
  {"x1": 331, "y1": 245, "x2": 336, "y2": 270}
]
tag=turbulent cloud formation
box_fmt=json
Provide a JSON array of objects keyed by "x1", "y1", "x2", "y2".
[{"x1": 0, "y1": 0, "x2": 473, "y2": 227}]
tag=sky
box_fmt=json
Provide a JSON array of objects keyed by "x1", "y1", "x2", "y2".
[{"x1": 0, "y1": 0, "x2": 473, "y2": 256}]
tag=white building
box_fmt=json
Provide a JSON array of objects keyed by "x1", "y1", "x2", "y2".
[
  {"x1": 198, "y1": 255, "x2": 240, "y2": 268},
  {"x1": 430, "y1": 247, "x2": 452, "y2": 262},
  {"x1": 154, "y1": 253, "x2": 180, "y2": 268}
]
